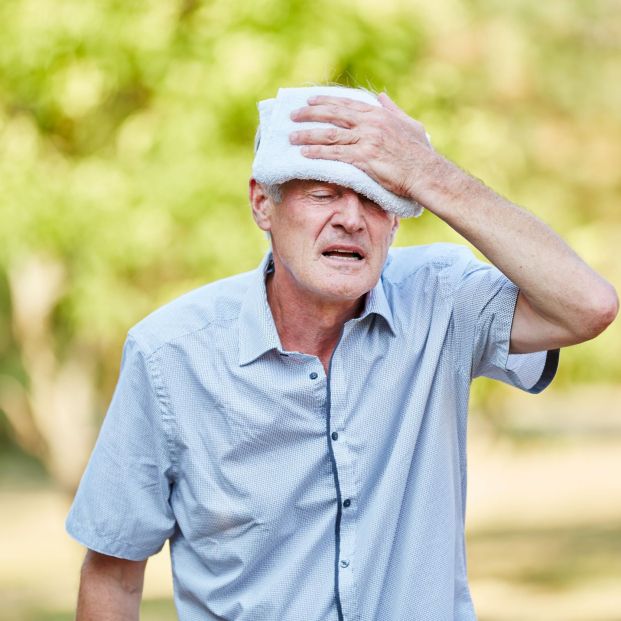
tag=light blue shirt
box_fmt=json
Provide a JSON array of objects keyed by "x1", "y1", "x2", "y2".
[{"x1": 66, "y1": 244, "x2": 558, "y2": 620}]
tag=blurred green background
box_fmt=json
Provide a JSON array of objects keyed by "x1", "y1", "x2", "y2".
[{"x1": 0, "y1": 0, "x2": 619, "y2": 619}]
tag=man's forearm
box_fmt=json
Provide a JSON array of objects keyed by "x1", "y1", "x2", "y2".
[
  {"x1": 412, "y1": 153, "x2": 618, "y2": 349},
  {"x1": 77, "y1": 551, "x2": 146, "y2": 621}
]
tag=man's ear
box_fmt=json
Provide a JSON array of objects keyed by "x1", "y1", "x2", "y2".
[
  {"x1": 389, "y1": 215, "x2": 400, "y2": 244},
  {"x1": 249, "y1": 179, "x2": 273, "y2": 232}
]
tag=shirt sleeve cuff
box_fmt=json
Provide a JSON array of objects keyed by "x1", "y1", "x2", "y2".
[
  {"x1": 66, "y1": 515, "x2": 164, "y2": 561},
  {"x1": 476, "y1": 279, "x2": 560, "y2": 393}
]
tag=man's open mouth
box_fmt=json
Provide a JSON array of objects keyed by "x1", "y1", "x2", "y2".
[{"x1": 321, "y1": 248, "x2": 365, "y2": 261}]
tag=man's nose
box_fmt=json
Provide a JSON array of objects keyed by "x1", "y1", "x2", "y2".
[{"x1": 330, "y1": 191, "x2": 365, "y2": 232}]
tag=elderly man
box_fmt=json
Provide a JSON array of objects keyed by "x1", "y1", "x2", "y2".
[{"x1": 67, "y1": 86, "x2": 617, "y2": 620}]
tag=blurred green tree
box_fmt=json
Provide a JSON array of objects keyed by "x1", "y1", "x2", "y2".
[{"x1": 0, "y1": 0, "x2": 619, "y2": 489}]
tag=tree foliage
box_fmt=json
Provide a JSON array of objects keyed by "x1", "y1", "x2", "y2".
[{"x1": 0, "y1": 0, "x2": 619, "y2": 488}]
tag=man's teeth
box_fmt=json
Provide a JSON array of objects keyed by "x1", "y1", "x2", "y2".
[{"x1": 323, "y1": 250, "x2": 363, "y2": 260}]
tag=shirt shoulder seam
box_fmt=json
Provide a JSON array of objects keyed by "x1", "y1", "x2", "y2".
[{"x1": 130, "y1": 313, "x2": 239, "y2": 360}]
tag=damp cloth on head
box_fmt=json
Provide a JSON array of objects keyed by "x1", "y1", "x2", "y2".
[{"x1": 252, "y1": 86, "x2": 424, "y2": 218}]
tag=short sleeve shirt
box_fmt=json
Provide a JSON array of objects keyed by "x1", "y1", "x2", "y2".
[{"x1": 66, "y1": 243, "x2": 558, "y2": 621}]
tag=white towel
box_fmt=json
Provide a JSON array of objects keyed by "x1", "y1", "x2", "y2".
[{"x1": 252, "y1": 86, "x2": 423, "y2": 218}]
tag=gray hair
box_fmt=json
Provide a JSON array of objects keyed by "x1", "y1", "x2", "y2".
[{"x1": 263, "y1": 183, "x2": 283, "y2": 204}]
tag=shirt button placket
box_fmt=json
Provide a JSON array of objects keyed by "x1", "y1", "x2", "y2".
[{"x1": 329, "y1": 349, "x2": 360, "y2": 621}]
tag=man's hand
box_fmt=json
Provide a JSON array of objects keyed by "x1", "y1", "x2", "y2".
[
  {"x1": 290, "y1": 93, "x2": 618, "y2": 352},
  {"x1": 289, "y1": 93, "x2": 435, "y2": 200},
  {"x1": 76, "y1": 550, "x2": 147, "y2": 620}
]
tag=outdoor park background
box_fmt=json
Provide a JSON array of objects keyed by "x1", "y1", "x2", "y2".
[{"x1": 0, "y1": 0, "x2": 620, "y2": 619}]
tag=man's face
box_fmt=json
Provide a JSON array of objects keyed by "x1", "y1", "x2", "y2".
[{"x1": 251, "y1": 179, "x2": 399, "y2": 304}]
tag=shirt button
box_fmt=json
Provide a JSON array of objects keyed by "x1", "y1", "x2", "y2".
[
  {"x1": 309, "y1": 372, "x2": 318, "y2": 380},
  {"x1": 331, "y1": 431, "x2": 338, "y2": 441},
  {"x1": 340, "y1": 560, "x2": 350, "y2": 568},
  {"x1": 343, "y1": 498, "x2": 351, "y2": 508}
]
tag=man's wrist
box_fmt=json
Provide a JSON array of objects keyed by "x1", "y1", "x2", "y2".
[{"x1": 404, "y1": 152, "x2": 476, "y2": 218}]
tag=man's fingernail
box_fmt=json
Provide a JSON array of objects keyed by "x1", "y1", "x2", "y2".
[
  {"x1": 289, "y1": 132, "x2": 299, "y2": 143},
  {"x1": 307, "y1": 96, "x2": 319, "y2": 104}
]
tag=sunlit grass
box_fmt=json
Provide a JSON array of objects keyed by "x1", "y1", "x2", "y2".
[
  {"x1": 468, "y1": 523, "x2": 621, "y2": 590},
  {"x1": 21, "y1": 598, "x2": 177, "y2": 621}
]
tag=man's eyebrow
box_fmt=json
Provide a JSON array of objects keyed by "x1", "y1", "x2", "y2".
[{"x1": 304, "y1": 182, "x2": 337, "y2": 192}]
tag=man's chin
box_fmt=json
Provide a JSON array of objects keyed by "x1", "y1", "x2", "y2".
[{"x1": 313, "y1": 275, "x2": 376, "y2": 303}]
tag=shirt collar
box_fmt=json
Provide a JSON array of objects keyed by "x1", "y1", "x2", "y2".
[
  {"x1": 359, "y1": 270, "x2": 396, "y2": 337},
  {"x1": 238, "y1": 252, "x2": 283, "y2": 366},
  {"x1": 238, "y1": 252, "x2": 396, "y2": 366}
]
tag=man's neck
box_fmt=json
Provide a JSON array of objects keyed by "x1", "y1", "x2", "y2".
[{"x1": 266, "y1": 272, "x2": 365, "y2": 372}]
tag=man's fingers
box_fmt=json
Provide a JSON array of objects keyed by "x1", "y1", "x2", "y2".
[
  {"x1": 299, "y1": 144, "x2": 354, "y2": 163},
  {"x1": 305, "y1": 95, "x2": 374, "y2": 112},
  {"x1": 290, "y1": 104, "x2": 359, "y2": 129},
  {"x1": 290, "y1": 127, "x2": 359, "y2": 146},
  {"x1": 377, "y1": 92, "x2": 401, "y2": 112},
  {"x1": 378, "y1": 92, "x2": 415, "y2": 123}
]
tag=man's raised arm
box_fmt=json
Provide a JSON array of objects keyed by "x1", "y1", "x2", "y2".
[
  {"x1": 76, "y1": 550, "x2": 147, "y2": 621},
  {"x1": 289, "y1": 93, "x2": 618, "y2": 353}
]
